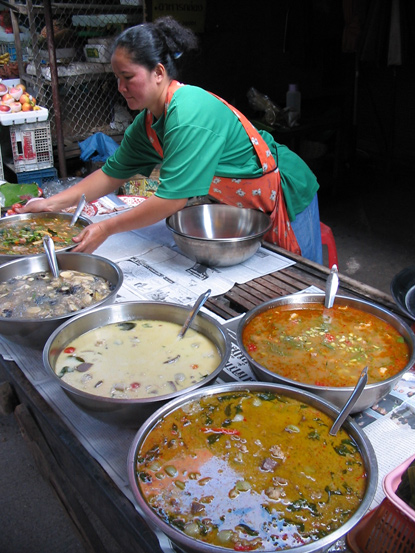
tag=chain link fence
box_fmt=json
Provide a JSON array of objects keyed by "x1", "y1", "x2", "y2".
[{"x1": 5, "y1": 1, "x2": 144, "y2": 147}]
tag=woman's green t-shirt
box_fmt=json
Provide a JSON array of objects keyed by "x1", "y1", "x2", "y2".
[{"x1": 102, "y1": 85, "x2": 319, "y2": 221}]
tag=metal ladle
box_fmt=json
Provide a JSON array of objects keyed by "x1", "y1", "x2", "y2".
[
  {"x1": 178, "y1": 289, "x2": 211, "y2": 339},
  {"x1": 325, "y1": 264, "x2": 339, "y2": 308},
  {"x1": 329, "y1": 366, "x2": 368, "y2": 436},
  {"x1": 43, "y1": 235, "x2": 60, "y2": 278},
  {"x1": 70, "y1": 194, "x2": 86, "y2": 227}
]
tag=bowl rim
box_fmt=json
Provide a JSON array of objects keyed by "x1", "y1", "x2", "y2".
[
  {"x1": 127, "y1": 381, "x2": 379, "y2": 553},
  {"x1": 0, "y1": 251, "x2": 123, "y2": 324},
  {"x1": 236, "y1": 293, "x2": 415, "y2": 393},
  {"x1": 42, "y1": 300, "x2": 232, "y2": 406},
  {"x1": 166, "y1": 204, "x2": 272, "y2": 243},
  {"x1": 390, "y1": 265, "x2": 415, "y2": 320}
]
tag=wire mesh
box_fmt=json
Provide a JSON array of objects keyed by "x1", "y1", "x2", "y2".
[{"x1": 9, "y1": 1, "x2": 144, "y2": 146}]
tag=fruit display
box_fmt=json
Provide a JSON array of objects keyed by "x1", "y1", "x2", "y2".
[{"x1": 0, "y1": 80, "x2": 39, "y2": 113}]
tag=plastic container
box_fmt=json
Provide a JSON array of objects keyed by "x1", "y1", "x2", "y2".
[
  {"x1": 0, "y1": 106, "x2": 49, "y2": 126},
  {"x1": 10, "y1": 121, "x2": 54, "y2": 173},
  {"x1": 83, "y1": 44, "x2": 111, "y2": 63},
  {"x1": 347, "y1": 455, "x2": 415, "y2": 553},
  {"x1": 16, "y1": 167, "x2": 58, "y2": 188},
  {"x1": 384, "y1": 454, "x2": 415, "y2": 522},
  {"x1": 286, "y1": 83, "x2": 301, "y2": 115}
]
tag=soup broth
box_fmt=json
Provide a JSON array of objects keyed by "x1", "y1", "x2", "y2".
[
  {"x1": 0, "y1": 270, "x2": 113, "y2": 319},
  {"x1": 55, "y1": 319, "x2": 221, "y2": 399},
  {"x1": 242, "y1": 303, "x2": 410, "y2": 387},
  {"x1": 136, "y1": 390, "x2": 367, "y2": 550}
]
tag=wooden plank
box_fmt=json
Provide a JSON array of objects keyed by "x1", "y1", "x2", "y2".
[
  {"x1": 205, "y1": 298, "x2": 239, "y2": 320},
  {"x1": 14, "y1": 403, "x2": 107, "y2": 553}
]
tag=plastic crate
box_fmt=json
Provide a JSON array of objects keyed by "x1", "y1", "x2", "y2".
[
  {"x1": 16, "y1": 167, "x2": 58, "y2": 188},
  {"x1": 347, "y1": 456, "x2": 415, "y2": 553},
  {"x1": 9, "y1": 121, "x2": 54, "y2": 172},
  {"x1": 0, "y1": 41, "x2": 16, "y2": 61}
]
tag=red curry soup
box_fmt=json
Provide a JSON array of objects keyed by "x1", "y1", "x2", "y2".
[
  {"x1": 135, "y1": 390, "x2": 367, "y2": 550},
  {"x1": 0, "y1": 215, "x2": 84, "y2": 256},
  {"x1": 242, "y1": 303, "x2": 410, "y2": 387}
]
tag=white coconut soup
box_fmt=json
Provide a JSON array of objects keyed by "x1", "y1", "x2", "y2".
[{"x1": 55, "y1": 319, "x2": 222, "y2": 399}]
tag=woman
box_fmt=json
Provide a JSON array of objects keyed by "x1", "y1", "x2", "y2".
[{"x1": 17, "y1": 16, "x2": 323, "y2": 263}]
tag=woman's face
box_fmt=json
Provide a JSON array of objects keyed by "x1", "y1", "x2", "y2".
[{"x1": 111, "y1": 47, "x2": 159, "y2": 113}]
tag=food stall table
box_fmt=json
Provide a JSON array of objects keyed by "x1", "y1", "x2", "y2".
[{"x1": 1, "y1": 220, "x2": 414, "y2": 553}]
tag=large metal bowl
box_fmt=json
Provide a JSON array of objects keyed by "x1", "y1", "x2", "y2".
[
  {"x1": 236, "y1": 294, "x2": 415, "y2": 413},
  {"x1": 43, "y1": 301, "x2": 232, "y2": 426},
  {"x1": 0, "y1": 211, "x2": 91, "y2": 264},
  {"x1": 127, "y1": 381, "x2": 378, "y2": 553},
  {"x1": 0, "y1": 252, "x2": 123, "y2": 348},
  {"x1": 166, "y1": 204, "x2": 272, "y2": 267}
]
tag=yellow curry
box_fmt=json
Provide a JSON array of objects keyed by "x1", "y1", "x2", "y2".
[{"x1": 135, "y1": 390, "x2": 367, "y2": 551}]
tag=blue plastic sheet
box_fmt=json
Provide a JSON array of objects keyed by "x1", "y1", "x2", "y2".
[{"x1": 78, "y1": 132, "x2": 119, "y2": 162}]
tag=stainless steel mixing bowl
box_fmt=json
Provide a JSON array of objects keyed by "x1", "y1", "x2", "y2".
[
  {"x1": 236, "y1": 293, "x2": 415, "y2": 413},
  {"x1": 166, "y1": 204, "x2": 272, "y2": 267},
  {"x1": 0, "y1": 252, "x2": 123, "y2": 348},
  {"x1": 127, "y1": 381, "x2": 378, "y2": 553},
  {"x1": 0, "y1": 211, "x2": 91, "y2": 264},
  {"x1": 43, "y1": 301, "x2": 232, "y2": 426}
]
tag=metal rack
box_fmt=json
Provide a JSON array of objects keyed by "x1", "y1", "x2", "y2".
[{"x1": 3, "y1": 0, "x2": 146, "y2": 177}]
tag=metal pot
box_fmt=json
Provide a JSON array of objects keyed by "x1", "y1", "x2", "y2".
[
  {"x1": 127, "y1": 381, "x2": 378, "y2": 553},
  {"x1": 43, "y1": 301, "x2": 232, "y2": 426},
  {"x1": 0, "y1": 252, "x2": 123, "y2": 348},
  {"x1": 0, "y1": 211, "x2": 91, "y2": 264},
  {"x1": 166, "y1": 204, "x2": 272, "y2": 267},
  {"x1": 236, "y1": 294, "x2": 415, "y2": 413}
]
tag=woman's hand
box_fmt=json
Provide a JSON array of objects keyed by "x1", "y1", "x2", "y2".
[
  {"x1": 14, "y1": 197, "x2": 52, "y2": 214},
  {"x1": 71, "y1": 222, "x2": 110, "y2": 253}
]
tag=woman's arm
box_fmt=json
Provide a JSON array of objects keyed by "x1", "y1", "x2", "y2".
[
  {"x1": 15, "y1": 169, "x2": 125, "y2": 214},
  {"x1": 71, "y1": 194, "x2": 188, "y2": 253}
]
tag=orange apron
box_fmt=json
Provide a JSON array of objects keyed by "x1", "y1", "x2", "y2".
[{"x1": 145, "y1": 81, "x2": 301, "y2": 255}]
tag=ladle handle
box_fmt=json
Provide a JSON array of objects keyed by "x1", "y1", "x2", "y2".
[
  {"x1": 325, "y1": 264, "x2": 339, "y2": 308},
  {"x1": 43, "y1": 235, "x2": 60, "y2": 278},
  {"x1": 178, "y1": 289, "x2": 211, "y2": 339},
  {"x1": 329, "y1": 366, "x2": 368, "y2": 436},
  {"x1": 70, "y1": 194, "x2": 86, "y2": 226}
]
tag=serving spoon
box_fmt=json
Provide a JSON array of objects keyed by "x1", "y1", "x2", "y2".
[
  {"x1": 70, "y1": 194, "x2": 86, "y2": 227},
  {"x1": 324, "y1": 264, "x2": 339, "y2": 308},
  {"x1": 178, "y1": 289, "x2": 211, "y2": 339},
  {"x1": 43, "y1": 235, "x2": 60, "y2": 278},
  {"x1": 329, "y1": 366, "x2": 368, "y2": 436}
]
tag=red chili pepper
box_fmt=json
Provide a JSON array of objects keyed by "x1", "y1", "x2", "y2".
[
  {"x1": 201, "y1": 427, "x2": 240, "y2": 435},
  {"x1": 247, "y1": 343, "x2": 258, "y2": 352},
  {"x1": 64, "y1": 346, "x2": 76, "y2": 354},
  {"x1": 190, "y1": 364, "x2": 199, "y2": 369},
  {"x1": 325, "y1": 333, "x2": 335, "y2": 342},
  {"x1": 130, "y1": 382, "x2": 141, "y2": 389}
]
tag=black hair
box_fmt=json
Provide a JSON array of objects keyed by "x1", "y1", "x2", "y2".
[{"x1": 112, "y1": 16, "x2": 199, "y2": 80}]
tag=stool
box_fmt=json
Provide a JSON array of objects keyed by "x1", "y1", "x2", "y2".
[{"x1": 320, "y1": 222, "x2": 339, "y2": 269}]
